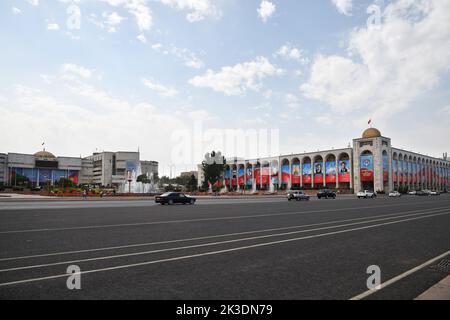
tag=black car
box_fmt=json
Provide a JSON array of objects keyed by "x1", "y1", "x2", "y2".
[
  {"x1": 317, "y1": 190, "x2": 337, "y2": 199},
  {"x1": 155, "y1": 192, "x2": 196, "y2": 205}
]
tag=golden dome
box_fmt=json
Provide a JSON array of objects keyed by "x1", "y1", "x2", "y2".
[
  {"x1": 362, "y1": 128, "x2": 382, "y2": 139},
  {"x1": 34, "y1": 150, "x2": 56, "y2": 159}
]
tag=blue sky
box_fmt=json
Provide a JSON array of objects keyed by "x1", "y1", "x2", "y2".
[{"x1": 1, "y1": 0, "x2": 449, "y2": 176}]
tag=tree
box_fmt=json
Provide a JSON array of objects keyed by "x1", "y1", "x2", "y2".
[
  {"x1": 137, "y1": 174, "x2": 150, "y2": 184},
  {"x1": 202, "y1": 151, "x2": 226, "y2": 188},
  {"x1": 186, "y1": 174, "x2": 198, "y2": 192},
  {"x1": 58, "y1": 178, "x2": 74, "y2": 190}
]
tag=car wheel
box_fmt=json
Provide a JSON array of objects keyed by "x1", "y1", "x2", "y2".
[
  {"x1": 168, "y1": 200, "x2": 174, "y2": 205},
  {"x1": 190, "y1": 199, "x2": 195, "y2": 205}
]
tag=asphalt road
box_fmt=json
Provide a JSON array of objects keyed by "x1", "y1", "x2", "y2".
[{"x1": 0, "y1": 195, "x2": 449, "y2": 300}]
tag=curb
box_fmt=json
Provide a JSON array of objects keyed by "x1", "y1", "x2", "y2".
[{"x1": 415, "y1": 275, "x2": 450, "y2": 300}]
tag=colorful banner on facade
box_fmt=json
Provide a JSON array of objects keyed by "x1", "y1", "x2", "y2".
[
  {"x1": 383, "y1": 154, "x2": 389, "y2": 182},
  {"x1": 398, "y1": 160, "x2": 403, "y2": 183},
  {"x1": 314, "y1": 162, "x2": 324, "y2": 184},
  {"x1": 255, "y1": 167, "x2": 261, "y2": 185},
  {"x1": 393, "y1": 160, "x2": 398, "y2": 182},
  {"x1": 38, "y1": 169, "x2": 52, "y2": 184},
  {"x1": 281, "y1": 165, "x2": 290, "y2": 184},
  {"x1": 246, "y1": 167, "x2": 253, "y2": 186},
  {"x1": 338, "y1": 160, "x2": 351, "y2": 183},
  {"x1": 292, "y1": 164, "x2": 300, "y2": 184},
  {"x1": 360, "y1": 155, "x2": 374, "y2": 182},
  {"x1": 325, "y1": 162, "x2": 336, "y2": 183},
  {"x1": 238, "y1": 168, "x2": 245, "y2": 185},
  {"x1": 261, "y1": 167, "x2": 270, "y2": 185},
  {"x1": 232, "y1": 169, "x2": 238, "y2": 186},
  {"x1": 302, "y1": 163, "x2": 312, "y2": 184},
  {"x1": 224, "y1": 168, "x2": 231, "y2": 186},
  {"x1": 271, "y1": 165, "x2": 279, "y2": 185}
]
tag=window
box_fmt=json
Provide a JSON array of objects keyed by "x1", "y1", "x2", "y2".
[{"x1": 360, "y1": 141, "x2": 373, "y2": 147}]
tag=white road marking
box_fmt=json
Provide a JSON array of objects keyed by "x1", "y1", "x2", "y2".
[
  {"x1": 1, "y1": 200, "x2": 448, "y2": 234},
  {"x1": 350, "y1": 250, "x2": 450, "y2": 300},
  {"x1": 0, "y1": 211, "x2": 447, "y2": 287},
  {"x1": 0, "y1": 207, "x2": 447, "y2": 264}
]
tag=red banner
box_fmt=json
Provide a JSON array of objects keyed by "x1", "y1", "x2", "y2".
[{"x1": 255, "y1": 168, "x2": 261, "y2": 185}]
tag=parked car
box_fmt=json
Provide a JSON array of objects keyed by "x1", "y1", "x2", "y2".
[
  {"x1": 317, "y1": 189, "x2": 337, "y2": 199},
  {"x1": 430, "y1": 191, "x2": 440, "y2": 196},
  {"x1": 389, "y1": 191, "x2": 401, "y2": 197},
  {"x1": 408, "y1": 191, "x2": 417, "y2": 195},
  {"x1": 357, "y1": 190, "x2": 377, "y2": 199},
  {"x1": 155, "y1": 192, "x2": 196, "y2": 205},
  {"x1": 287, "y1": 191, "x2": 310, "y2": 201},
  {"x1": 416, "y1": 190, "x2": 430, "y2": 196}
]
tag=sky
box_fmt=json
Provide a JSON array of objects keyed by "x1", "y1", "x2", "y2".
[{"x1": 0, "y1": 0, "x2": 449, "y2": 176}]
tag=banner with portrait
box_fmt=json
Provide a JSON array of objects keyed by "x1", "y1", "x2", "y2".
[
  {"x1": 292, "y1": 164, "x2": 300, "y2": 184},
  {"x1": 338, "y1": 160, "x2": 350, "y2": 183},
  {"x1": 246, "y1": 167, "x2": 253, "y2": 186},
  {"x1": 314, "y1": 162, "x2": 324, "y2": 184},
  {"x1": 398, "y1": 160, "x2": 403, "y2": 183}
]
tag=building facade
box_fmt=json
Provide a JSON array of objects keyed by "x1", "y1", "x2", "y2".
[
  {"x1": 219, "y1": 129, "x2": 449, "y2": 193},
  {"x1": 2, "y1": 150, "x2": 158, "y2": 188},
  {"x1": 0, "y1": 153, "x2": 7, "y2": 185}
]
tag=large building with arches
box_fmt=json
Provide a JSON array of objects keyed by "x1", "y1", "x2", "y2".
[{"x1": 221, "y1": 128, "x2": 450, "y2": 193}]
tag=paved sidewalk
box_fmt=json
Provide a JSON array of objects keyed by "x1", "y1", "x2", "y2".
[{"x1": 415, "y1": 275, "x2": 450, "y2": 300}]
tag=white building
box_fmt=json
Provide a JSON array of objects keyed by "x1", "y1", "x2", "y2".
[
  {"x1": 2, "y1": 149, "x2": 159, "y2": 189},
  {"x1": 200, "y1": 129, "x2": 450, "y2": 193}
]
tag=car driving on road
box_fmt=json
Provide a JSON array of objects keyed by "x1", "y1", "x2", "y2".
[
  {"x1": 317, "y1": 189, "x2": 337, "y2": 199},
  {"x1": 287, "y1": 191, "x2": 310, "y2": 201},
  {"x1": 155, "y1": 192, "x2": 197, "y2": 205},
  {"x1": 357, "y1": 190, "x2": 377, "y2": 199}
]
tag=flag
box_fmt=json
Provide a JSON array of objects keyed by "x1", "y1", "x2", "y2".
[
  {"x1": 42, "y1": 142, "x2": 45, "y2": 146},
  {"x1": 368, "y1": 119, "x2": 372, "y2": 125}
]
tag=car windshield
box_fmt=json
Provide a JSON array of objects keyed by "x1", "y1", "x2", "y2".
[{"x1": 161, "y1": 193, "x2": 173, "y2": 197}]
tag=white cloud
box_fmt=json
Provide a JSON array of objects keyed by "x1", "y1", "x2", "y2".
[
  {"x1": 47, "y1": 23, "x2": 60, "y2": 31},
  {"x1": 12, "y1": 7, "x2": 22, "y2": 15},
  {"x1": 285, "y1": 93, "x2": 300, "y2": 109},
  {"x1": 443, "y1": 106, "x2": 450, "y2": 115},
  {"x1": 151, "y1": 43, "x2": 204, "y2": 69},
  {"x1": 158, "y1": 0, "x2": 220, "y2": 22},
  {"x1": 27, "y1": 0, "x2": 39, "y2": 6},
  {"x1": 258, "y1": 1, "x2": 276, "y2": 23},
  {"x1": 332, "y1": 0, "x2": 353, "y2": 16},
  {"x1": 301, "y1": 0, "x2": 450, "y2": 122},
  {"x1": 189, "y1": 56, "x2": 284, "y2": 96},
  {"x1": 142, "y1": 78, "x2": 179, "y2": 97},
  {"x1": 61, "y1": 64, "x2": 94, "y2": 79},
  {"x1": 102, "y1": 12, "x2": 126, "y2": 32},
  {"x1": 137, "y1": 34, "x2": 147, "y2": 43},
  {"x1": 0, "y1": 84, "x2": 197, "y2": 165},
  {"x1": 100, "y1": 0, "x2": 153, "y2": 31},
  {"x1": 275, "y1": 43, "x2": 308, "y2": 63}
]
